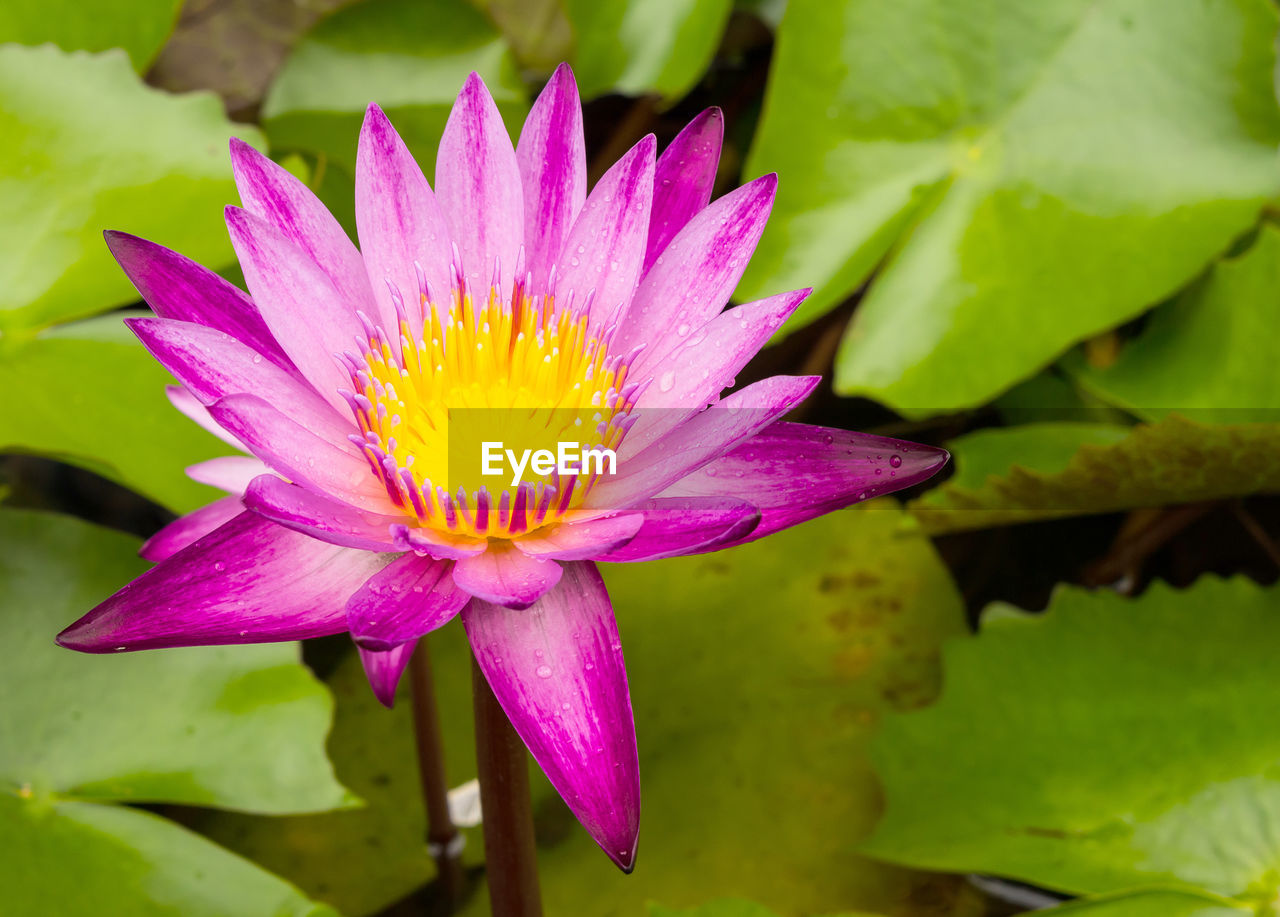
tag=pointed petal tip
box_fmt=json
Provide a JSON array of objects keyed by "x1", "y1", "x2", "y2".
[{"x1": 609, "y1": 837, "x2": 638, "y2": 873}]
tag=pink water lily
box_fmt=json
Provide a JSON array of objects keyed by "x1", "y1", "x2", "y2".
[{"x1": 58, "y1": 65, "x2": 948, "y2": 870}]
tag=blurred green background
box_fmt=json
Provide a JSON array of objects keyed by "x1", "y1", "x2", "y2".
[{"x1": 3, "y1": 1, "x2": 1280, "y2": 915}]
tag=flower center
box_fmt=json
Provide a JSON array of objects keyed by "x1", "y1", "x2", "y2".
[{"x1": 343, "y1": 277, "x2": 635, "y2": 540}]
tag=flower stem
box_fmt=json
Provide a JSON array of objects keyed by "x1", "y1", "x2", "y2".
[
  {"x1": 409, "y1": 639, "x2": 467, "y2": 909},
  {"x1": 471, "y1": 656, "x2": 544, "y2": 917}
]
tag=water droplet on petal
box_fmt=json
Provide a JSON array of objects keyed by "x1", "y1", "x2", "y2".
[
  {"x1": 889, "y1": 454, "x2": 903, "y2": 468},
  {"x1": 535, "y1": 664, "x2": 553, "y2": 678},
  {"x1": 659, "y1": 371, "x2": 675, "y2": 393},
  {"x1": 213, "y1": 561, "x2": 225, "y2": 572}
]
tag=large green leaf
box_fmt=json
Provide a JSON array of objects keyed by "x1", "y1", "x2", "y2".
[
  {"x1": 739, "y1": 0, "x2": 1280, "y2": 415},
  {"x1": 862, "y1": 577, "x2": 1280, "y2": 909},
  {"x1": 196, "y1": 508, "x2": 971, "y2": 916},
  {"x1": 1035, "y1": 890, "x2": 1249, "y2": 917},
  {"x1": 0, "y1": 0, "x2": 182, "y2": 70},
  {"x1": 1068, "y1": 224, "x2": 1280, "y2": 426},
  {"x1": 262, "y1": 0, "x2": 527, "y2": 179},
  {"x1": 648, "y1": 899, "x2": 882, "y2": 917},
  {"x1": 0, "y1": 508, "x2": 351, "y2": 913},
  {"x1": 0, "y1": 45, "x2": 263, "y2": 332},
  {"x1": 908, "y1": 419, "x2": 1280, "y2": 534},
  {"x1": 0, "y1": 314, "x2": 234, "y2": 513},
  {"x1": 563, "y1": 0, "x2": 732, "y2": 101},
  {"x1": 1, "y1": 794, "x2": 337, "y2": 917}
]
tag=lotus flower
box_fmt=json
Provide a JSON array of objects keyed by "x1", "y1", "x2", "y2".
[{"x1": 58, "y1": 65, "x2": 948, "y2": 870}]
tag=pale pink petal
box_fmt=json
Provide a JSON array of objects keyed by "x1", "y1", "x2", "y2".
[
  {"x1": 243, "y1": 475, "x2": 403, "y2": 552},
  {"x1": 225, "y1": 206, "x2": 363, "y2": 412},
  {"x1": 185, "y1": 456, "x2": 270, "y2": 494},
  {"x1": 230, "y1": 138, "x2": 378, "y2": 321},
  {"x1": 358, "y1": 640, "x2": 418, "y2": 708},
  {"x1": 166, "y1": 385, "x2": 244, "y2": 450},
  {"x1": 355, "y1": 104, "x2": 454, "y2": 333},
  {"x1": 553, "y1": 135, "x2": 655, "y2": 331},
  {"x1": 452, "y1": 542, "x2": 562, "y2": 609},
  {"x1": 514, "y1": 512, "x2": 643, "y2": 560},
  {"x1": 436, "y1": 73, "x2": 523, "y2": 296},
  {"x1": 516, "y1": 63, "x2": 586, "y2": 294}
]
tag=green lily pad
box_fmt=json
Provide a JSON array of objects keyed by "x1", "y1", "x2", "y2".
[
  {"x1": 1035, "y1": 890, "x2": 1249, "y2": 917},
  {"x1": 0, "y1": 314, "x2": 235, "y2": 513},
  {"x1": 262, "y1": 0, "x2": 527, "y2": 179},
  {"x1": 0, "y1": 508, "x2": 351, "y2": 914},
  {"x1": 1067, "y1": 224, "x2": 1280, "y2": 426},
  {"x1": 648, "y1": 898, "x2": 882, "y2": 917},
  {"x1": 199, "y1": 507, "x2": 970, "y2": 916},
  {"x1": 0, "y1": 0, "x2": 181, "y2": 70},
  {"x1": 862, "y1": 577, "x2": 1280, "y2": 909},
  {"x1": 908, "y1": 418, "x2": 1280, "y2": 534},
  {"x1": 563, "y1": 0, "x2": 732, "y2": 101},
  {"x1": 739, "y1": 0, "x2": 1280, "y2": 415},
  {"x1": 0, "y1": 45, "x2": 263, "y2": 332}
]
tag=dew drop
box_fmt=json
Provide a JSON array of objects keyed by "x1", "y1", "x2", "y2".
[
  {"x1": 889, "y1": 454, "x2": 903, "y2": 468},
  {"x1": 677, "y1": 323, "x2": 690, "y2": 336},
  {"x1": 213, "y1": 561, "x2": 225, "y2": 572},
  {"x1": 535, "y1": 664, "x2": 553, "y2": 679},
  {"x1": 658, "y1": 371, "x2": 675, "y2": 392}
]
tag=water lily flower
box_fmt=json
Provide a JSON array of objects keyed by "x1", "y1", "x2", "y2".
[{"x1": 58, "y1": 65, "x2": 948, "y2": 871}]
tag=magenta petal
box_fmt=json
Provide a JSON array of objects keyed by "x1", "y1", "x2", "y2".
[
  {"x1": 514, "y1": 512, "x2": 643, "y2": 561},
  {"x1": 209, "y1": 393, "x2": 392, "y2": 512},
  {"x1": 127, "y1": 317, "x2": 351, "y2": 443},
  {"x1": 59, "y1": 513, "x2": 389, "y2": 652},
  {"x1": 644, "y1": 107, "x2": 723, "y2": 273},
  {"x1": 553, "y1": 135, "x2": 656, "y2": 331},
  {"x1": 627, "y1": 288, "x2": 810, "y2": 448},
  {"x1": 516, "y1": 63, "x2": 586, "y2": 293},
  {"x1": 230, "y1": 138, "x2": 378, "y2": 322},
  {"x1": 139, "y1": 495, "x2": 243, "y2": 562},
  {"x1": 463, "y1": 561, "x2": 639, "y2": 870},
  {"x1": 593, "y1": 497, "x2": 759, "y2": 562},
  {"x1": 226, "y1": 205, "x2": 362, "y2": 412},
  {"x1": 436, "y1": 73, "x2": 524, "y2": 295},
  {"x1": 244, "y1": 475, "x2": 402, "y2": 552},
  {"x1": 389, "y1": 524, "x2": 488, "y2": 561},
  {"x1": 355, "y1": 104, "x2": 454, "y2": 333},
  {"x1": 664, "y1": 422, "x2": 951, "y2": 547},
  {"x1": 358, "y1": 640, "x2": 417, "y2": 708},
  {"x1": 619, "y1": 173, "x2": 777, "y2": 376},
  {"x1": 185, "y1": 455, "x2": 270, "y2": 494},
  {"x1": 104, "y1": 232, "x2": 290, "y2": 369},
  {"x1": 346, "y1": 553, "x2": 467, "y2": 651},
  {"x1": 596, "y1": 374, "x2": 821, "y2": 508},
  {"x1": 452, "y1": 543, "x2": 562, "y2": 609},
  {"x1": 166, "y1": 385, "x2": 244, "y2": 450}
]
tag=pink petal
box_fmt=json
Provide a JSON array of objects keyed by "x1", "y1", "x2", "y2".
[
  {"x1": 166, "y1": 385, "x2": 244, "y2": 450},
  {"x1": 209, "y1": 394, "x2": 392, "y2": 512},
  {"x1": 463, "y1": 561, "x2": 639, "y2": 871},
  {"x1": 185, "y1": 456, "x2": 270, "y2": 494},
  {"x1": 139, "y1": 495, "x2": 244, "y2": 562},
  {"x1": 127, "y1": 317, "x2": 352, "y2": 444},
  {"x1": 104, "y1": 231, "x2": 290, "y2": 370},
  {"x1": 645, "y1": 107, "x2": 723, "y2": 272},
  {"x1": 243, "y1": 475, "x2": 403, "y2": 552},
  {"x1": 593, "y1": 374, "x2": 820, "y2": 509},
  {"x1": 358, "y1": 640, "x2": 418, "y2": 708},
  {"x1": 346, "y1": 553, "x2": 468, "y2": 651},
  {"x1": 663, "y1": 422, "x2": 951, "y2": 546},
  {"x1": 516, "y1": 63, "x2": 586, "y2": 294},
  {"x1": 618, "y1": 173, "x2": 777, "y2": 377},
  {"x1": 436, "y1": 73, "x2": 523, "y2": 296},
  {"x1": 513, "y1": 512, "x2": 643, "y2": 560},
  {"x1": 626, "y1": 288, "x2": 810, "y2": 447},
  {"x1": 59, "y1": 513, "x2": 389, "y2": 652},
  {"x1": 389, "y1": 524, "x2": 488, "y2": 561},
  {"x1": 553, "y1": 135, "x2": 655, "y2": 331},
  {"x1": 452, "y1": 542, "x2": 562, "y2": 609},
  {"x1": 230, "y1": 138, "x2": 378, "y2": 323},
  {"x1": 355, "y1": 104, "x2": 454, "y2": 333},
  {"x1": 225, "y1": 205, "x2": 363, "y2": 412},
  {"x1": 593, "y1": 497, "x2": 760, "y2": 562}
]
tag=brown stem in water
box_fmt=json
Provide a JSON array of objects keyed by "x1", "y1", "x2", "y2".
[
  {"x1": 471, "y1": 656, "x2": 544, "y2": 917},
  {"x1": 409, "y1": 639, "x2": 467, "y2": 910}
]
